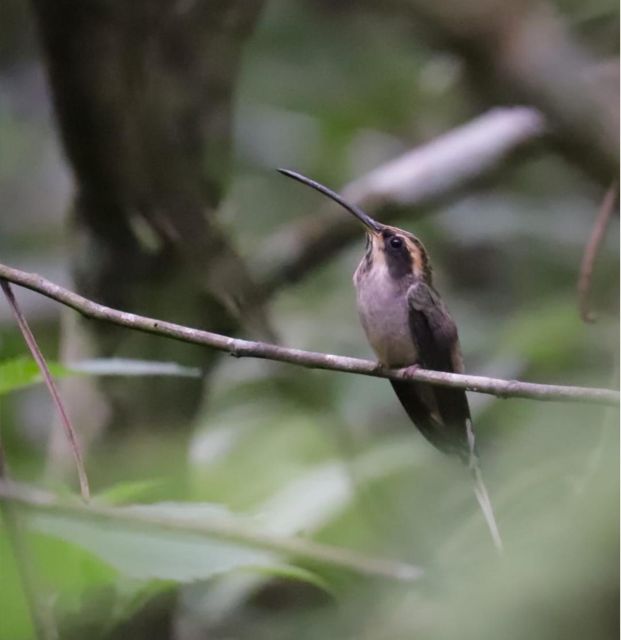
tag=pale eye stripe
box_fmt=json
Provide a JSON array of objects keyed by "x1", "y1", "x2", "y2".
[{"x1": 405, "y1": 237, "x2": 427, "y2": 277}]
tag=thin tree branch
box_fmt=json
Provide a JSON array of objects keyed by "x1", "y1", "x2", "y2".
[
  {"x1": 0, "y1": 280, "x2": 90, "y2": 500},
  {"x1": 260, "y1": 107, "x2": 546, "y2": 298},
  {"x1": 0, "y1": 480, "x2": 423, "y2": 583},
  {"x1": 0, "y1": 263, "x2": 617, "y2": 406},
  {"x1": 577, "y1": 183, "x2": 618, "y2": 323}
]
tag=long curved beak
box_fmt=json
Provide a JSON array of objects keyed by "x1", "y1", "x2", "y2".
[{"x1": 277, "y1": 168, "x2": 383, "y2": 233}]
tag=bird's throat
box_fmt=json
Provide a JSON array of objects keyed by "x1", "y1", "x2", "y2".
[{"x1": 354, "y1": 261, "x2": 418, "y2": 367}]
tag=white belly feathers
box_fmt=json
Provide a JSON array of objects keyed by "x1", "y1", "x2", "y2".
[{"x1": 355, "y1": 267, "x2": 418, "y2": 367}]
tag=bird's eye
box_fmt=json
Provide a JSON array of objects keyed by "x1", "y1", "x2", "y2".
[{"x1": 389, "y1": 236, "x2": 403, "y2": 249}]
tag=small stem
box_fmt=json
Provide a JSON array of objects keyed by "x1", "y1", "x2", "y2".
[
  {"x1": 577, "y1": 183, "x2": 617, "y2": 323},
  {"x1": 0, "y1": 280, "x2": 90, "y2": 501}
]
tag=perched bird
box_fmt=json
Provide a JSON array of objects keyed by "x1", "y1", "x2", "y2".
[{"x1": 278, "y1": 168, "x2": 502, "y2": 551}]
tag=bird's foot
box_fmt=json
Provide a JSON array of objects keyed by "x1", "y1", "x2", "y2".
[{"x1": 403, "y1": 363, "x2": 420, "y2": 380}]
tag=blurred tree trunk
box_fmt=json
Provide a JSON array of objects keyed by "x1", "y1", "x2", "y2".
[{"x1": 29, "y1": 0, "x2": 267, "y2": 468}]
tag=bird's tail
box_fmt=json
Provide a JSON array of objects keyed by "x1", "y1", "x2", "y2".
[
  {"x1": 464, "y1": 418, "x2": 503, "y2": 552},
  {"x1": 471, "y1": 460, "x2": 503, "y2": 552}
]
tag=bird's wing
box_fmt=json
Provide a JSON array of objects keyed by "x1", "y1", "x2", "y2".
[
  {"x1": 389, "y1": 280, "x2": 471, "y2": 458},
  {"x1": 403, "y1": 283, "x2": 501, "y2": 548}
]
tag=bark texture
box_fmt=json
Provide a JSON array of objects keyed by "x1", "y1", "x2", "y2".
[{"x1": 30, "y1": 0, "x2": 267, "y2": 451}]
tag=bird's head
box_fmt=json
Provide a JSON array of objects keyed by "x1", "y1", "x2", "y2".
[{"x1": 278, "y1": 168, "x2": 431, "y2": 283}]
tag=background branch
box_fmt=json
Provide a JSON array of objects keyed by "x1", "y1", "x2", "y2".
[
  {"x1": 387, "y1": 0, "x2": 619, "y2": 185},
  {"x1": 1, "y1": 264, "x2": 617, "y2": 407},
  {"x1": 577, "y1": 183, "x2": 618, "y2": 323}
]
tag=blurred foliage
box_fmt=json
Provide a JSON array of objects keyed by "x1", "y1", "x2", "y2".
[{"x1": 0, "y1": 0, "x2": 618, "y2": 639}]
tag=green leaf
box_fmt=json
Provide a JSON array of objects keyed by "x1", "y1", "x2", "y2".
[
  {"x1": 4, "y1": 485, "x2": 420, "y2": 585},
  {"x1": 497, "y1": 299, "x2": 586, "y2": 372},
  {"x1": 93, "y1": 479, "x2": 167, "y2": 505},
  {"x1": 27, "y1": 503, "x2": 276, "y2": 583},
  {"x1": 0, "y1": 519, "x2": 36, "y2": 640},
  {"x1": 22, "y1": 501, "x2": 337, "y2": 591},
  {"x1": 0, "y1": 356, "x2": 69, "y2": 395},
  {"x1": 0, "y1": 356, "x2": 202, "y2": 396},
  {"x1": 249, "y1": 563, "x2": 334, "y2": 596}
]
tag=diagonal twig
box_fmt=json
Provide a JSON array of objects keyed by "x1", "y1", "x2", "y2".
[
  {"x1": 0, "y1": 280, "x2": 90, "y2": 500},
  {"x1": 577, "y1": 183, "x2": 618, "y2": 323},
  {"x1": 0, "y1": 264, "x2": 617, "y2": 406}
]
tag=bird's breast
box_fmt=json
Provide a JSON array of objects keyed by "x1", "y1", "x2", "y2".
[{"x1": 354, "y1": 266, "x2": 418, "y2": 367}]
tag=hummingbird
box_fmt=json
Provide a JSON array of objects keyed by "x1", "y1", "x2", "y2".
[{"x1": 278, "y1": 168, "x2": 502, "y2": 551}]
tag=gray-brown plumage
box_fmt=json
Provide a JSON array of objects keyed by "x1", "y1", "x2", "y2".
[
  {"x1": 354, "y1": 231, "x2": 472, "y2": 460},
  {"x1": 278, "y1": 168, "x2": 502, "y2": 551}
]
